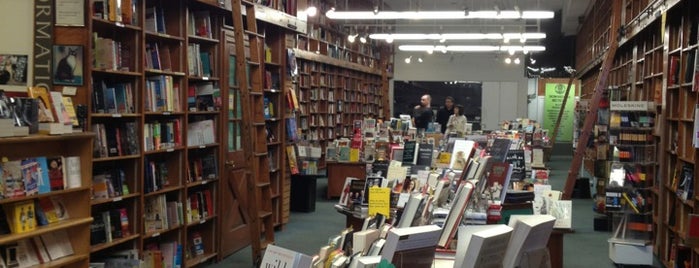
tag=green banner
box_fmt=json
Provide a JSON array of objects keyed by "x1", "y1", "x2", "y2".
[{"x1": 544, "y1": 83, "x2": 576, "y2": 142}]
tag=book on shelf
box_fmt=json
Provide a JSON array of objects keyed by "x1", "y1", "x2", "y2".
[
  {"x1": 483, "y1": 162, "x2": 512, "y2": 201},
  {"x1": 35, "y1": 196, "x2": 68, "y2": 226},
  {"x1": 454, "y1": 224, "x2": 513, "y2": 268},
  {"x1": 187, "y1": 119, "x2": 216, "y2": 146},
  {"x1": 286, "y1": 145, "x2": 299, "y2": 175},
  {"x1": 6, "y1": 200, "x2": 37, "y2": 234},
  {"x1": 27, "y1": 86, "x2": 56, "y2": 123}
]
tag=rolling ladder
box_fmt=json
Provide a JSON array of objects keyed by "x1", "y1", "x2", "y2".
[{"x1": 230, "y1": 0, "x2": 275, "y2": 264}]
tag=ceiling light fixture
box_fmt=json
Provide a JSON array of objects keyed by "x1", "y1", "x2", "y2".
[
  {"x1": 398, "y1": 45, "x2": 546, "y2": 52},
  {"x1": 306, "y1": 5, "x2": 318, "y2": 17},
  {"x1": 530, "y1": 58, "x2": 536, "y2": 64},
  {"x1": 369, "y1": 32, "x2": 545, "y2": 41},
  {"x1": 514, "y1": 58, "x2": 521, "y2": 64},
  {"x1": 505, "y1": 58, "x2": 512, "y2": 64},
  {"x1": 405, "y1": 56, "x2": 412, "y2": 64},
  {"x1": 359, "y1": 36, "x2": 367, "y2": 43},
  {"x1": 347, "y1": 34, "x2": 357, "y2": 43},
  {"x1": 373, "y1": 5, "x2": 379, "y2": 15},
  {"x1": 418, "y1": 57, "x2": 423, "y2": 63},
  {"x1": 325, "y1": 10, "x2": 554, "y2": 20},
  {"x1": 385, "y1": 37, "x2": 393, "y2": 43}
]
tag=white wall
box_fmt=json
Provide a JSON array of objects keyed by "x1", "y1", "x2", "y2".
[
  {"x1": 392, "y1": 51, "x2": 529, "y2": 129},
  {"x1": 0, "y1": 0, "x2": 34, "y2": 92}
]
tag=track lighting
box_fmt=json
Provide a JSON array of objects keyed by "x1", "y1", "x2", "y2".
[
  {"x1": 505, "y1": 58, "x2": 512, "y2": 64},
  {"x1": 418, "y1": 57, "x2": 423, "y2": 63},
  {"x1": 347, "y1": 34, "x2": 357, "y2": 43},
  {"x1": 385, "y1": 36, "x2": 393, "y2": 43},
  {"x1": 405, "y1": 56, "x2": 412, "y2": 64},
  {"x1": 325, "y1": 9, "x2": 554, "y2": 20},
  {"x1": 530, "y1": 58, "x2": 536, "y2": 64},
  {"x1": 359, "y1": 36, "x2": 367, "y2": 43},
  {"x1": 514, "y1": 58, "x2": 520, "y2": 64},
  {"x1": 373, "y1": 5, "x2": 379, "y2": 15}
]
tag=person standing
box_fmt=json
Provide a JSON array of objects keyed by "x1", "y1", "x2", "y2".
[
  {"x1": 412, "y1": 94, "x2": 434, "y2": 131},
  {"x1": 436, "y1": 96, "x2": 454, "y2": 133},
  {"x1": 446, "y1": 104, "x2": 468, "y2": 136}
]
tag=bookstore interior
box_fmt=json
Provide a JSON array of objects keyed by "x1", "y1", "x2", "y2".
[{"x1": 1, "y1": 0, "x2": 699, "y2": 267}]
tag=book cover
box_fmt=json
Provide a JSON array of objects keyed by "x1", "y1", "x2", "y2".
[
  {"x1": 438, "y1": 181, "x2": 475, "y2": 248},
  {"x1": 503, "y1": 214, "x2": 556, "y2": 268},
  {"x1": 285, "y1": 146, "x2": 299, "y2": 175},
  {"x1": 338, "y1": 177, "x2": 357, "y2": 207},
  {"x1": 46, "y1": 156, "x2": 65, "y2": 191},
  {"x1": 260, "y1": 245, "x2": 313, "y2": 268},
  {"x1": 27, "y1": 86, "x2": 56, "y2": 123},
  {"x1": 3, "y1": 160, "x2": 24, "y2": 198},
  {"x1": 381, "y1": 225, "x2": 441, "y2": 266},
  {"x1": 20, "y1": 158, "x2": 40, "y2": 196},
  {"x1": 10, "y1": 200, "x2": 37, "y2": 233},
  {"x1": 455, "y1": 224, "x2": 513, "y2": 268},
  {"x1": 483, "y1": 162, "x2": 512, "y2": 201}
]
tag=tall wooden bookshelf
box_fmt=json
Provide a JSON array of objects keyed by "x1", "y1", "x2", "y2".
[
  {"x1": 87, "y1": 0, "x2": 227, "y2": 266},
  {"x1": 290, "y1": 9, "x2": 389, "y2": 168},
  {"x1": 576, "y1": 0, "x2": 699, "y2": 266}
]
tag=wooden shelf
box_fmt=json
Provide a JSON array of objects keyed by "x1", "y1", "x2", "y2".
[
  {"x1": 0, "y1": 187, "x2": 90, "y2": 205},
  {"x1": 186, "y1": 178, "x2": 218, "y2": 188},
  {"x1": 37, "y1": 254, "x2": 90, "y2": 268},
  {"x1": 185, "y1": 252, "x2": 218, "y2": 267},
  {"x1": 90, "y1": 234, "x2": 140, "y2": 253},
  {"x1": 186, "y1": 215, "x2": 217, "y2": 227},
  {"x1": 91, "y1": 193, "x2": 141, "y2": 206},
  {"x1": 143, "y1": 224, "x2": 182, "y2": 239},
  {"x1": 93, "y1": 154, "x2": 141, "y2": 162},
  {"x1": 0, "y1": 218, "x2": 93, "y2": 245}
]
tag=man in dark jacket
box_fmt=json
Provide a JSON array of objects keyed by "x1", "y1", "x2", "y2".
[{"x1": 436, "y1": 96, "x2": 454, "y2": 133}]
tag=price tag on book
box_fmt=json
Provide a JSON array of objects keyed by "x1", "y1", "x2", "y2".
[
  {"x1": 112, "y1": 114, "x2": 122, "y2": 118},
  {"x1": 166, "y1": 148, "x2": 174, "y2": 152},
  {"x1": 199, "y1": 145, "x2": 206, "y2": 149},
  {"x1": 115, "y1": 22, "x2": 124, "y2": 27},
  {"x1": 202, "y1": 77, "x2": 209, "y2": 80},
  {"x1": 200, "y1": 219, "x2": 206, "y2": 224},
  {"x1": 163, "y1": 112, "x2": 171, "y2": 115},
  {"x1": 112, "y1": 197, "x2": 122, "y2": 202},
  {"x1": 152, "y1": 232, "x2": 160, "y2": 237},
  {"x1": 202, "y1": 180, "x2": 208, "y2": 185}
]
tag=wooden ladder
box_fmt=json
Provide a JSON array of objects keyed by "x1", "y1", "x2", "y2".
[
  {"x1": 230, "y1": 0, "x2": 275, "y2": 264},
  {"x1": 563, "y1": 0, "x2": 621, "y2": 200}
]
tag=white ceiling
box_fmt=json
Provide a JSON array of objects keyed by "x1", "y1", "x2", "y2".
[{"x1": 345, "y1": 0, "x2": 591, "y2": 36}]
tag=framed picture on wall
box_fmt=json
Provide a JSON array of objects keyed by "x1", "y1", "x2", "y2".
[{"x1": 52, "y1": 45, "x2": 84, "y2": 86}]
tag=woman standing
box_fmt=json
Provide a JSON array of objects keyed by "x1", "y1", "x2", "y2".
[{"x1": 446, "y1": 104, "x2": 468, "y2": 136}]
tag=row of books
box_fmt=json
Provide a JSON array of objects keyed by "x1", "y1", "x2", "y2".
[
  {"x1": 145, "y1": 75, "x2": 182, "y2": 113},
  {"x1": 0, "y1": 196, "x2": 69, "y2": 235},
  {"x1": 187, "y1": 83, "x2": 221, "y2": 112},
  {"x1": 187, "y1": 153, "x2": 218, "y2": 182},
  {"x1": 145, "y1": 43, "x2": 174, "y2": 72},
  {"x1": 0, "y1": 229, "x2": 74, "y2": 268},
  {"x1": 92, "y1": 168, "x2": 129, "y2": 199},
  {"x1": 144, "y1": 159, "x2": 170, "y2": 194},
  {"x1": 187, "y1": 189, "x2": 214, "y2": 222},
  {"x1": 90, "y1": 207, "x2": 130, "y2": 245},
  {"x1": 187, "y1": 44, "x2": 213, "y2": 78},
  {"x1": 92, "y1": 33, "x2": 131, "y2": 72},
  {"x1": 609, "y1": 111, "x2": 654, "y2": 128},
  {"x1": 144, "y1": 242, "x2": 182, "y2": 268},
  {"x1": 187, "y1": 119, "x2": 216, "y2": 146},
  {"x1": 92, "y1": 80, "x2": 136, "y2": 114},
  {"x1": 92, "y1": 0, "x2": 137, "y2": 25},
  {"x1": 93, "y1": 122, "x2": 140, "y2": 158},
  {"x1": 144, "y1": 195, "x2": 182, "y2": 233},
  {"x1": 144, "y1": 119, "x2": 182, "y2": 151},
  {"x1": 0, "y1": 156, "x2": 81, "y2": 199},
  {"x1": 27, "y1": 86, "x2": 78, "y2": 127},
  {"x1": 187, "y1": 10, "x2": 213, "y2": 38},
  {"x1": 144, "y1": 6, "x2": 167, "y2": 34}
]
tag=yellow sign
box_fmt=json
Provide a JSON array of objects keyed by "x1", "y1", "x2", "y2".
[{"x1": 368, "y1": 187, "x2": 391, "y2": 217}]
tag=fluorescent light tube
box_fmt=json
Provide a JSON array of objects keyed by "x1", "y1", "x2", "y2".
[
  {"x1": 325, "y1": 10, "x2": 554, "y2": 20},
  {"x1": 369, "y1": 32, "x2": 545, "y2": 41},
  {"x1": 398, "y1": 45, "x2": 545, "y2": 52}
]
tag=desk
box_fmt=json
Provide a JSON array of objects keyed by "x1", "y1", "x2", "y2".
[
  {"x1": 290, "y1": 174, "x2": 323, "y2": 212},
  {"x1": 326, "y1": 161, "x2": 367, "y2": 199}
]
